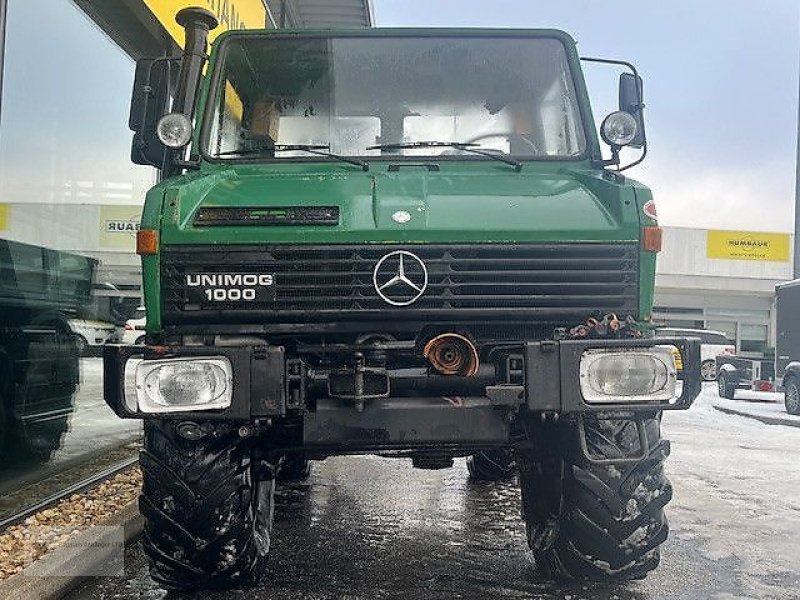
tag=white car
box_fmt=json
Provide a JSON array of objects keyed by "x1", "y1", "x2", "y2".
[
  {"x1": 656, "y1": 327, "x2": 735, "y2": 381},
  {"x1": 122, "y1": 307, "x2": 146, "y2": 345},
  {"x1": 68, "y1": 319, "x2": 123, "y2": 355}
]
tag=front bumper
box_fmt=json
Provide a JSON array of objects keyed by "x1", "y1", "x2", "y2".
[{"x1": 103, "y1": 336, "x2": 701, "y2": 422}]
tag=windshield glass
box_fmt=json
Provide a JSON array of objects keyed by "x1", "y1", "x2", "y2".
[{"x1": 203, "y1": 35, "x2": 587, "y2": 161}]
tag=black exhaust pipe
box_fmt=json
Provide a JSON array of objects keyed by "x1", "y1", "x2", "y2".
[{"x1": 173, "y1": 7, "x2": 219, "y2": 121}]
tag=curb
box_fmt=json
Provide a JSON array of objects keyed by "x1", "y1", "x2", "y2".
[
  {"x1": 712, "y1": 404, "x2": 800, "y2": 429},
  {"x1": 0, "y1": 501, "x2": 143, "y2": 600}
]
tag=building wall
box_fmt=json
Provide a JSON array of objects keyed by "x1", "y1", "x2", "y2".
[
  {"x1": 657, "y1": 227, "x2": 792, "y2": 281},
  {"x1": 654, "y1": 227, "x2": 794, "y2": 357}
]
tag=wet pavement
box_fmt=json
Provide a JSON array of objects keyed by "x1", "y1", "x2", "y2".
[{"x1": 67, "y1": 384, "x2": 800, "y2": 600}]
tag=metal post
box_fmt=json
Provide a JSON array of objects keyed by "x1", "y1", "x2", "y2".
[{"x1": 0, "y1": 0, "x2": 9, "y2": 129}]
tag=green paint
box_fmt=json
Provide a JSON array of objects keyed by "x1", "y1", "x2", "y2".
[{"x1": 144, "y1": 28, "x2": 657, "y2": 333}]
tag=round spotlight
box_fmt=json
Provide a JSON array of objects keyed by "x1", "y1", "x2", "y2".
[
  {"x1": 600, "y1": 111, "x2": 638, "y2": 147},
  {"x1": 157, "y1": 113, "x2": 193, "y2": 149}
]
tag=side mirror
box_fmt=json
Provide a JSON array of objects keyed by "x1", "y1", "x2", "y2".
[
  {"x1": 619, "y1": 72, "x2": 646, "y2": 149},
  {"x1": 129, "y1": 58, "x2": 174, "y2": 168}
]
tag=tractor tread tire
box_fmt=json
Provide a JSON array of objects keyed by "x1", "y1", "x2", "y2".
[
  {"x1": 140, "y1": 422, "x2": 271, "y2": 591},
  {"x1": 467, "y1": 449, "x2": 516, "y2": 481},
  {"x1": 522, "y1": 416, "x2": 671, "y2": 582}
]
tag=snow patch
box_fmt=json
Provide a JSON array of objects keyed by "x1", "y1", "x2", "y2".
[
  {"x1": 622, "y1": 497, "x2": 641, "y2": 521},
  {"x1": 622, "y1": 524, "x2": 651, "y2": 549}
]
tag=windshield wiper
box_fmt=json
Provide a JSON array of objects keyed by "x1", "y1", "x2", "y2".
[
  {"x1": 368, "y1": 141, "x2": 523, "y2": 172},
  {"x1": 215, "y1": 144, "x2": 369, "y2": 171}
]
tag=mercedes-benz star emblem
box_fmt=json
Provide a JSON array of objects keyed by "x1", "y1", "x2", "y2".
[{"x1": 373, "y1": 250, "x2": 428, "y2": 306}]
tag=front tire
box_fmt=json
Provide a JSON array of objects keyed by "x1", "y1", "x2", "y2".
[
  {"x1": 139, "y1": 422, "x2": 273, "y2": 591},
  {"x1": 73, "y1": 334, "x2": 88, "y2": 356},
  {"x1": 13, "y1": 416, "x2": 70, "y2": 464},
  {"x1": 520, "y1": 415, "x2": 671, "y2": 582},
  {"x1": 785, "y1": 377, "x2": 800, "y2": 415},
  {"x1": 718, "y1": 373, "x2": 735, "y2": 399}
]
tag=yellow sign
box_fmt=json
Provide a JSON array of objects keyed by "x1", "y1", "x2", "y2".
[
  {"x1": 100, "y1": 205, "x2": 143, "y2": 251},
  {"x1": 0, "y1": 204, "x2": 8, "y2": 231},
  {"x1": 707, "y1": 230, "x2": 790, "y2": 262},
  {"x1": 142, "y1": 0, "x2": 267, "y2": 47}
]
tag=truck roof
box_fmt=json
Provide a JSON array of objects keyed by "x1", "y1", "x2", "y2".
[{"x1": 213, "y1": 27, "x2": 577, "y2": 46}]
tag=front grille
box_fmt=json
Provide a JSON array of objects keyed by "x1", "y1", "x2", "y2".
[
  {"x1": 162, "y1": 244, "x2": 639, "y2": 325},
  {"x1": 194, "y1": 206, "x2": 340, "y2": 226}
]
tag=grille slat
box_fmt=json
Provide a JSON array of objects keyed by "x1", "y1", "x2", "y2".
[{"x1": 162, "y1": 243, "x2": 639, "y2": 325}]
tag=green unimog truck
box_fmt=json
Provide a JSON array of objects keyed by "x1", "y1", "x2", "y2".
[{"x1": 105, "y1": 9, "x2": 701, "y2": 590}]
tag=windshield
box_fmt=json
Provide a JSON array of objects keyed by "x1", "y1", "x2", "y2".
[{"x1": 203, "y1": 35, "x2": 587, "y2": 162}]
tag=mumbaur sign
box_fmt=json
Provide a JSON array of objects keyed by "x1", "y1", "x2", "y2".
[
  {"x1": 142, "y1": 0, "x2": 268, "y2": 46},
  {"x1": 707, "y1": 230, "x2": 790, "y2": 262}
]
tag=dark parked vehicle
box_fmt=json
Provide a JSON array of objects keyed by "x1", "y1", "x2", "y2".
[
  {"x1": 715, "y1": 354, "x2": 768, "y2": 399},
  {"x1": 0, "y1": 239, "x2": 95, "y2": 462},
  {"x1": 776, "y1": 280, "x2": 800, "y2": 415},
  {"x1": 717, "y1": 283, "x2": 796, "y2": 406},
  {"x1": 717, "y1": 281, "x2": 797, "y2": 409}
]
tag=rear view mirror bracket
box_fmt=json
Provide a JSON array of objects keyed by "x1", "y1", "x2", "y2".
[{"x1": 580, "y1": 57, "x2": 647, "y2": 172}]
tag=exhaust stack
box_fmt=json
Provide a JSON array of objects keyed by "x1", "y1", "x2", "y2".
[{"x1": 173, "y1": 7, "x2": 219, "y2": 121}]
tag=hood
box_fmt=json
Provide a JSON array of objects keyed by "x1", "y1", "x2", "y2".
[{"x1": 160, "y1": 163, "x2": 640, "y2": 245}]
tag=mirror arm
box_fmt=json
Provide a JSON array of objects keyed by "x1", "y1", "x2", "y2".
[
  {"x1": 618, "y1": 142, "x2": 648, "y2": 172},
  {"x1": 580, "y1": 56, "x2": 641, "y2": 81}
]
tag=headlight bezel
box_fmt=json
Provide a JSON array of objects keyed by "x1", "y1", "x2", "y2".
[
  {"x1": 134, "y1": 356, "x2": 233, "y2": 413},
  {"x1": 579, "y1": 347, "x2": 678, "y2": 404}
]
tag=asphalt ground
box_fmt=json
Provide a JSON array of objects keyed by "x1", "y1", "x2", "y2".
[{"x1": 67, "y1": 383, "x2": 800, "y2": 600}]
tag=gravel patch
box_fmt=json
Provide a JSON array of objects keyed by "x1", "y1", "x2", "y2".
[
  {"x1": 0, "y1": 440, "x2": 142, "y2": 521},
  {"x1": 0, "y1": 468, "x2": 142, "y2": 580}
]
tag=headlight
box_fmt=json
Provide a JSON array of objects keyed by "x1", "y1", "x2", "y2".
[
  {"x1": 579, "y1": 347, "x2": 677, "y2": 404},
  {"x1": 600, "y1": 111, "x2": 638, "y2": 147},
  {"x1": 135, "y1": 357, "x2": 232, "y2": 413},
  {"x1": 156, "y1": 113, "x2": 193, "y2": 148}
]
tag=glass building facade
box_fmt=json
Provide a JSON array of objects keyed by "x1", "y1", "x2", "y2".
[{"x1": 0, "y1": 0, "x2": 307, "y2": 519}]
